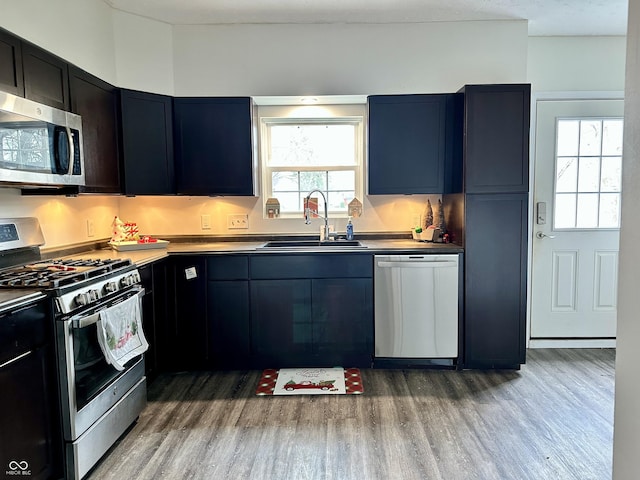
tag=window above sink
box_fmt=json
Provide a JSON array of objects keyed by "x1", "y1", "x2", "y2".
[{"x1": 259, "y1": 104, "x2": 365, "y2": 219}]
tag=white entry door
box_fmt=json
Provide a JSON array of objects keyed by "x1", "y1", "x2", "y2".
[{"x1": 530, "y1": 98, "x2": 623, "y2": 340}]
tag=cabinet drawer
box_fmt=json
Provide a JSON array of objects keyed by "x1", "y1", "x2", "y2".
[
  {"x1": 250, "y1": 254, "x2": 372, "y2": 279},
  {"x1": 207, "y1": 255, "x2": 249, "y2": 280},
  {"x1": 0, "y1": 301, "x2": 48, "y2": 365}
]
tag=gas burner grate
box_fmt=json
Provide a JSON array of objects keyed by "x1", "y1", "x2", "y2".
[{"x1": 0, "y1": 258, "x2": 133, "y2": 289}]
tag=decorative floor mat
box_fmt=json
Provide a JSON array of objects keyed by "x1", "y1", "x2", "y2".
[{"x1": 256, "y1": 367, "x2": 364, "y2": 395}]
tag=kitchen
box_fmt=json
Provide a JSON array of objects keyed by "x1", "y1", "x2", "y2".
[{"x1": 0, "y1": 0, "x2": 638, "y2": 479}]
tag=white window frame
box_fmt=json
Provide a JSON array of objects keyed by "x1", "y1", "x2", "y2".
[{"x1": 259, "y1": 108, "x2": 364, "y2": 219}]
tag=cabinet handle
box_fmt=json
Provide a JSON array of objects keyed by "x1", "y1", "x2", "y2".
[{"x1": 0, "y1": 351, "x2": 32, "y2": 369}]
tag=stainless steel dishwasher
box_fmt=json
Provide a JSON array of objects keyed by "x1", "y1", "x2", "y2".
[{"x1": 374, "y1": 254, "x2": 459, "y2": 361}]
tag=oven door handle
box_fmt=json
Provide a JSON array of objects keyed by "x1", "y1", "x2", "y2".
[{"x1": 70, "y1": 286, "x2": 145, "y2": 329}]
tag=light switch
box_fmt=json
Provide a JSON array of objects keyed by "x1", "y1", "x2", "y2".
[{"x1": 201, "y1": 215, "x2": 211, "y2": 230}]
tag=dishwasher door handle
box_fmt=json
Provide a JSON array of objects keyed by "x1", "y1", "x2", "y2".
[{"x1": 376, "y1": 261, "x2": 457, "y2": 268}]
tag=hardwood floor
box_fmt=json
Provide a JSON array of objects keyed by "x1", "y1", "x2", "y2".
[{"x1": 87, "y1": 349, "x2": 615, "y2": 480}]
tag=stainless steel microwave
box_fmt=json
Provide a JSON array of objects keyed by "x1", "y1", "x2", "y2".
[{"x1": 0, "y1": 90, "x2": 84, "y2": 187}]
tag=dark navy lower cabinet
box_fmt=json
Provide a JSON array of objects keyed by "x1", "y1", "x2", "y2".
[
  {"x1": 249, "y1": 254, "x2": 374, "y2": 368},
  {"x1": 207, "y1": 255, "x2": 251, "y2": 368}
]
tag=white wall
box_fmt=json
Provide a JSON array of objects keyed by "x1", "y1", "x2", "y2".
[
  {"x1": 0, "y1": 189, "x2": 119, "y2": 248},
  {"x1": 1, "y1": 0, "x2": 117, "y2": 83},
  {"x1": 528, "y1": 36, "x2": 626, "y2": 92},
  {"x1": 613, "y1": 0, "x2": 640, "y2": 477},
  {"x1": 112, "y1": 11, "x2": 174, "y2": 95},
  {"x1": 173, "y1": 21, "x2": 528, "y2": 97}
]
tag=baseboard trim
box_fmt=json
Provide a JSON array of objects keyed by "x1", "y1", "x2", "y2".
[{"x1": 529, "y1": 338, "x2": 616, "y2": 349}]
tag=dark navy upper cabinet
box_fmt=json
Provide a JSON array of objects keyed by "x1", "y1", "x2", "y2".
[
  {"x1": 460, "y1": 84, "x2": 531, "y2": 193},
  {"x1": 69, "y1": 67, "x2": 121, "y2": 193},
  {"x1": 0, "y1": 29, "x2": 23, "y2": 96},
  {"x1": 173, "y1": 97, "x2": 257, "y2": 196},
  {"x1": 368, "y1": 94, "x2": 457, "y2": 195},
  {"x1": 120, "y1": 89, "x2": 175, "y2": 195},
  {"x1": 21, "y1": 42, "x2": 69, "y2": 111}
]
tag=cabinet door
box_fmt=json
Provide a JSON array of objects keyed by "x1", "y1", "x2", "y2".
[
  {"x1": 250, "y1": 279, "x2": 312, "y2": 366},
  {"x1": 208, "y1": 280, "x2": 250, "y2": 368},
  {"x1": 368, "y1": 94, "x2": 448, "y2": 194},
  {"x1": 69, "y1": 67, "x2": 121, "y2": 193},
  {"x1": 0, "y1": 347, "x2": 62, "y2": 480},
  {"x1": 463, "y1": 84, "x2": 531, "y2": 193},
  {"x1": 22, "y1": 42, "x2": 69, "y2": 110},
  {"x1": 171, "y1": 257, "x2": 207, "y2": 370},
  {"x1": 151, "y1": 260, "x2": 170, "y2": 373},
  {"x1": 464, "y1": 193, "x2": 528, "y2": 369},
  {"x1": 0, "y1": 302, "x2": 62, "y2": 480},
  {"x1": 138, "y1": 265, "x2": 157, "y2": 380},
  {"x1": 174, "y1": 97, "x2": 256, "y2": 196},
  {"x1": 121, "y1": 89, "x2": 175, "y2": 195},
  {"x1": 312, "y1": 278, "x2": 373, "y2": 366},
  {"x1": 0, "y1": 29, "x2": 23, "y2": 96}
]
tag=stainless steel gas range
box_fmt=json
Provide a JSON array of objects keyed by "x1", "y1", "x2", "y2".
[{"x1": 0, "y1": 218, "x2": 148, "y2": 480}]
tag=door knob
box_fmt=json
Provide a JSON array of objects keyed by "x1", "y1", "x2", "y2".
[{"x1": 536, "y1": 231, "x2": 556, "y2": 239}]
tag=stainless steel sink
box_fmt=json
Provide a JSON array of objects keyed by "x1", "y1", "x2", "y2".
[{"x1": 260, "y1": 240, "x2": 366, "y2": 248}]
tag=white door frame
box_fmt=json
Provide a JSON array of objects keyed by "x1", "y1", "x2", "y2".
[{"x1": 527, "y1": 91, "x2": 624, "y2": 349}]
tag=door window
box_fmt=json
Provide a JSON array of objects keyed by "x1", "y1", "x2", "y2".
[{"x1": 554, "y1": 118, "x2": 623, "y2": 229}]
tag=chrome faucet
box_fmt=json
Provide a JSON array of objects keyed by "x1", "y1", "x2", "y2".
[{"x1": 304, "y1": 189, "x2": 332, "y2": 241}]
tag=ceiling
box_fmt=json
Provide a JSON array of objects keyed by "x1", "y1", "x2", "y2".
[{"x1": 104, "y1": 0, "x2": 628, "y2": 36}]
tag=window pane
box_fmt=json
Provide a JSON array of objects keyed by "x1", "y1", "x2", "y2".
[
  {"x1": 579, "y1": 120, "x2": 602, "y2": 156},
  {"x1": 576, "y1": 193, "x2": 599, "y2": 228},
  {"x1": 299, "y1": 171, "x2": 326, "y2": 192},
  {"x1": 277, "y1": 192, "x2": 302, "y2": 212},
  {"x1": 269, "y1": 124, "x2": 355, "y2": 167},
  {"x1": 555, "y1": 194, "x2": 576, "y2": 228},
  {"x1": 600, "y1": 157, "x2": 622, "y2": 192},
  {"x1": 327, "y1": 191, "x2": 355, "y2": 211},
  {"x1": 599, "y1": 193, "x2": 620, "y2": 228},
  {"x1": 556, "y1": 157, "x2": 577, "y2": 193},
  {"x1": 557, "y1": 120, "x2": 579, "y2": 156},
  {"x1": 602, "y1": 119, "x2": 624, "y2": 156},
  {"x1": 272, "y1": 171, "x2": 299, "y2": 192},
  {"x1": 328, "y1": 170, "x2": 355, "y2": 190},
  {"x1": 577, "y1": 157, "x2": 600, "y2": 192}
]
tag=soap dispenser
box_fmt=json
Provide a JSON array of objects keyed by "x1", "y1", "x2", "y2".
[{"x1": 346, "y1": 216, "x2": 354, "y2": 240}]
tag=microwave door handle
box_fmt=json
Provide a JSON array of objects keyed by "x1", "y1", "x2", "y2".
[{"x1": 65, "y1": 126, "x2": 74, "y2": 174}]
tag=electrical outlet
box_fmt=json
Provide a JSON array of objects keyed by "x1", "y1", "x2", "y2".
[
  {"x1": 86, "y1": 219, "x2": 95, "y2": 237},
  {"x1": 201, "y1": 214, "x2": 211, "y2": 230},
  {"x1": 227, "y1": 214, "x2": 249, "y2": 229}
]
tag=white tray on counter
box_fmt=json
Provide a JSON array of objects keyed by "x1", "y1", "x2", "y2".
[{"x1": 108, "y1": 240, "x2": 170, "y2": 251}]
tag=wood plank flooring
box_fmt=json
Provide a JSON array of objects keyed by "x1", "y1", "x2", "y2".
[{"x1": 87, "y1": 349, "x2": 615, "y2": 480}]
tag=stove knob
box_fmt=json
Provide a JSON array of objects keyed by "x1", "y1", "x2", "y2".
[
  {"x1": 88, "y1": 289, "x2": 99, "y2": 301},
  {"x1": 103, "y1": 282, "x2": 117, "y2": 294},
  {"x1": 120, "y1": 275, "x2": 133, "y2": 287},
  {"x1": 131, "y1": 272, "x2": 141, "y2": 283},
  {"x1": 74, "y1": 292, "x2": 91, "y2": 307}
]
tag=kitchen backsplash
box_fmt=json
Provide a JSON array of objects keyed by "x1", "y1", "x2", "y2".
[
  {"x1": 0, "y1": 187, "x2": 440, "y2": 247},
  {"x1": 118, "y1": 194, "x2": 441, "y2": 237},
  {"x1": 0, "y1": 188, "x2": 119, "y2": 248}
]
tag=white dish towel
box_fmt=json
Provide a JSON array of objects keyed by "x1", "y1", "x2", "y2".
[{"x1": 96, "y1": 294, "x2": 149, "y2": 371}]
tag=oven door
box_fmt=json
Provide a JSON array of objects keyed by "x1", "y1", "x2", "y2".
[{"x1": 56, "y1": 286, "x2": 146, "y2": 441}]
